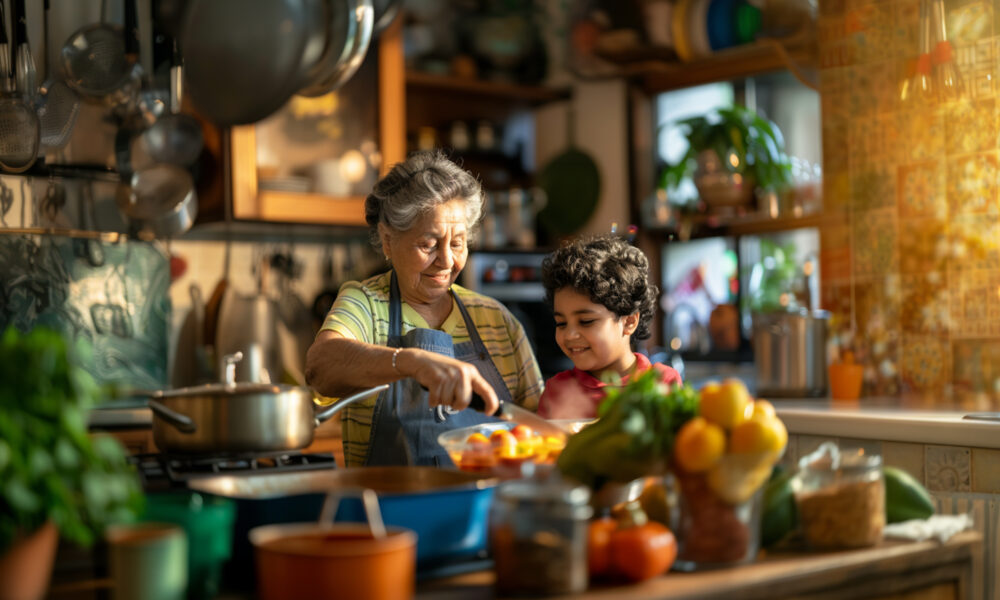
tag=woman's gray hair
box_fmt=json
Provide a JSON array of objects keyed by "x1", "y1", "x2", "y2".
[{"x1": 365, "y1": 149, "x2": 484, "y2": 247}]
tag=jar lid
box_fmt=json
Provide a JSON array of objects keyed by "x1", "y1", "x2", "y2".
[{"x1": 497, "y1": 478, "x2": 592, "y2": 510}]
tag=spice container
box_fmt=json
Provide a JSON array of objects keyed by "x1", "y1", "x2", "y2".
[
  {"x1": 673, "y1": 469, "x2": 762, "y2": 571},
  {"x1": 794, "y1": 442, "x2": 885, "y2": 549},
  {"x1": 490, "y1": 478, "x2": 592, "y2": 595}
]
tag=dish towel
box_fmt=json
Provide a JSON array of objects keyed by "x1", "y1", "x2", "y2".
[{"x1": 883, "y1": 514, "x2": 973, "y2": 543}]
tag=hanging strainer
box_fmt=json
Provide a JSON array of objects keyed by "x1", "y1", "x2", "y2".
[
  {"x1": 0, "y1": 1, "x2": 39, "y2": 173},
  {"x1": 37, "y1": 0, "x2": 80, "y2": 151},
  {"x1": 61, "y1": 0, "x2": 134, "y2": 98}
]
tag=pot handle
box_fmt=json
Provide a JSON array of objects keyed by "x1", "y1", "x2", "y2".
[
  {"x1": 313, "y1": 384, "x2": 390, "y2": 425},
  {"x1": 318, "y1": 488, "x2": 386, "y2": 539},
  {"x1": 148, "y1": 399, "x2": 198, "y2": 434}
]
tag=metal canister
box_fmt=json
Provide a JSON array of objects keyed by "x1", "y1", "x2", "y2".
[{"x1": 490, "y1": 478, "x2": 592, "y2": 595}]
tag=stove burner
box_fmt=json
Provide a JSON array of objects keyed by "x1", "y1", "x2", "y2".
[{"x1": 130, "y1": 451, "x2": 337, "y2": 490}]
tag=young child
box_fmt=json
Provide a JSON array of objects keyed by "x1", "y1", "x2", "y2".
[{"x1": 537, "y1": 235, "x2": 681, "y2": 419}]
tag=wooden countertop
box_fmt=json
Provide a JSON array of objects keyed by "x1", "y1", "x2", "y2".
[{"x1": 417, "y1": 531, "x2": 981, "y2": 600}]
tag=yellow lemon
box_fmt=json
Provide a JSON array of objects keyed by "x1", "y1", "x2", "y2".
[
  {"x1": 674, "y1": 417, "x2": 726, "y2": 473},
  {"x1": 699, "y1": 378, "x2": 753, "y2": 429},
  {"x1": 750, "y1": 399, "x2": 777, "y2": 421},
  {"x1": 730, "y1": 415, "x2": 788, "y2": 454}
]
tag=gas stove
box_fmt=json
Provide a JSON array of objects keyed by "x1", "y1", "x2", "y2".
[{"x1": 129, "y1": 451, "x2": 337, "y2": 491}]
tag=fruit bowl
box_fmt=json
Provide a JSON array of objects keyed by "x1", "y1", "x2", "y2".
[{"x1": 438, "y1": 419, "x2": 594, "y2": 476}]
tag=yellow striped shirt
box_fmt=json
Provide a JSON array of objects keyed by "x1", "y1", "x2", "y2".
[{"x1": 321, "y1": 271, "x2": 543, "y2": 466}]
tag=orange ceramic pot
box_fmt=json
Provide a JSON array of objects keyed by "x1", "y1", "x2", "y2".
[
  {"x1": 0, "y1": 521, "x2": 58, "y2": 600},
  {"x1": 250, "y1": 523, "x2": 417, "y2": 600},
  {"x1": 829, "y1": 363, "x2": 863, "y2": 401}
]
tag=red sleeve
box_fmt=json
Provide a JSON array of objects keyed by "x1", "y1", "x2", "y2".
[{"x1": 653, "y1": 363, "x2": 682, "y2": 387}]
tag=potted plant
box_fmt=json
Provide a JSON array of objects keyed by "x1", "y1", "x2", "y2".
[
  {"x1": 0, "y1": 327, "x2": 144, "y2": 600},
  {"x1": 659, "y1": 105, "x2": 793, "y2": 212}
]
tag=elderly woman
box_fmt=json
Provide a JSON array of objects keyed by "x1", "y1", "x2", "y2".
[{"x1": 306, "y1": 150, "x2": 544, "y2": 467}]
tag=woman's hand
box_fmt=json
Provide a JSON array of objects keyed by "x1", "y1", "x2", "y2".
[{"x1": 397, "y1": 349, "x2": 500, "y2": 415}]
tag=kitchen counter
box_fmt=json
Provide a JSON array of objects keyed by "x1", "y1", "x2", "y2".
[
  {"x1": 416, "y1": 531, "x2": 980, "y2": 600},
  {"x1": 772, "y1": 400, "x2": 1000, "y2": 449}
]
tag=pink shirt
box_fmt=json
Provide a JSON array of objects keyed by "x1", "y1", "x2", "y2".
[{"x1": 536, "y1": 353, "x2": 682, "y2": 419}]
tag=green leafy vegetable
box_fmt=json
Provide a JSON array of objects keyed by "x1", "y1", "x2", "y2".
[{"x1": 0, "y1": 327, "x2": 144, "y2": 551}]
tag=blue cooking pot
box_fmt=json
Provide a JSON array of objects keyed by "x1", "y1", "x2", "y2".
[{"x1": 189, "y1": 466, "x2": 498, "y2": 588}]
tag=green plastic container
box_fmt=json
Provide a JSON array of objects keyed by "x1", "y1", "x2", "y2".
[{"x1": 143, "y1": 492, "x2": 236, "y2": 600}]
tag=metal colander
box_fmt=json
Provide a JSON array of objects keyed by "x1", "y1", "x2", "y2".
[
  {"x1": 62, "y1": 24, "x2": 127, "y2": 97},
  {"x1": 0, "y1": 97, "x2": 40, "y2": 172},
  {"x1": 38, "y1": 79, "x2": 80, "y2": 150}
]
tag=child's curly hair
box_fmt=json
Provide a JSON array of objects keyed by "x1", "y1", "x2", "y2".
[{"x1": 541, "y1": 235, "x2": 659, "y2": 345}]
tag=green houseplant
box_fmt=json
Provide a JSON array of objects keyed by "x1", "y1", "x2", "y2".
[
  {"x1": 660, "y1": 105, "x2": 793, "y2": 210},
  {"x1": 0, "y1": 327, "x2": 143, "y2": 598}
]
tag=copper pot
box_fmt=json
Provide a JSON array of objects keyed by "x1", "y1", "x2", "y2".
[{"x1": 249, "y1": 489, "x2": 416, "y2": 600}]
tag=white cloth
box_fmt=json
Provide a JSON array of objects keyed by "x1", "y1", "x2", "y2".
[{"x1": 883, "y1": 514, "x2": 973, "y2": 543}]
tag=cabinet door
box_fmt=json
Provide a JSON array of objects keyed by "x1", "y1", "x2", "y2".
[{"x1": 229, "y1": 23, "x2": 405, "y2": 225}]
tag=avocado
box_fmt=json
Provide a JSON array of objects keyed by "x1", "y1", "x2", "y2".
[{"x1": 884, "y1": 466, "x2": 935, "y2": 523}]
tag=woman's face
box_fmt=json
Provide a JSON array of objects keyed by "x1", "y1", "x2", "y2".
[
  {"x1": 381, "y1": 199, "x2": 469, "y2": 306},
  {"x1": 553, "y1": 288, "x2": 638, "y2": 376}
]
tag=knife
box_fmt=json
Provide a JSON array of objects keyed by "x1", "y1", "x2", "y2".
[{"x1": 469, "y1": 393, "x2": 570, "y2": 438}]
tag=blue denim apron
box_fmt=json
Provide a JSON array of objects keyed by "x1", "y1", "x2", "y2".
[{"x1": 363, "y1": 271, "x2": 511, "y2": 466}]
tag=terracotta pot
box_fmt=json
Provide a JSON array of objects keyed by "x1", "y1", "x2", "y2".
[
  {"x1": 249, "y1": 489, "x2": 417, "y2": 600},
  {"x1": 0, "y1": 521, "x2": 58, "y2": 600}
]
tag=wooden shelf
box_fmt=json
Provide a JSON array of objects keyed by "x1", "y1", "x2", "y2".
[
  {"x1": 648, "y1": 210, "x2": 844, "y2": 241},
  {"x1": 405, "y1": 71, "x2": 570, "y2": 104},
  {"x1": 596, "y1": 38, "x2": 817, "y2": 94}
]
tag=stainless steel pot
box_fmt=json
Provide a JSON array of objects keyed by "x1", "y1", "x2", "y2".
[
  {"x1": 149, "y1": 352, "x2": 388, "y2": 454},
  {"x1": 751, "y1": 309, "x2": 829, "y2": 398}
]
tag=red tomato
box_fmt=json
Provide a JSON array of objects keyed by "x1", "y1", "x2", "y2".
[
  {"x1": 588, "y1": 517, "x2": 618, "y2": 578},
  {"x1": 510, "y1": 425, "x2": 534, "y2": 441},
  {"x1": 610, "y1": 522, "x2": 677, "y2": 582}
]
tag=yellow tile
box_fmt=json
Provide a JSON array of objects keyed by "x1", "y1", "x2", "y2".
[
  {"x1": 971, "y1": 448, "x2": 1000, "y2": 493},
  {"x1": 882, "y1": 441, "x2": 925, "y2": 484}
]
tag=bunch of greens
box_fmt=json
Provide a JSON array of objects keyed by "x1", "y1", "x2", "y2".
[
  {"x1": 557, "y1": 369, "x2": 699, "y2": 488},
  {"x1": 0, "y1": 327, "x2": 143, "y2": 551},
  {"x1": 659, "y1": 104, "x2": 793, "y2": 194}
]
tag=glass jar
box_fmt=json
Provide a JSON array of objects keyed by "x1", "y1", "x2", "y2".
[
  {"x1": 673, "y1": 469, "x2": 762, "y2": 571},
  {"x1": 794, "y1": 442, "x2": 885, "y2": 549},
  {"x1": 490, "y1": 478, "x2": 592, "y2": 595}
]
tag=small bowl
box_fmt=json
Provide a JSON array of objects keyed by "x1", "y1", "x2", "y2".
[{"x1": 437, "y1": 419, "x2": 594, "y2": 476}]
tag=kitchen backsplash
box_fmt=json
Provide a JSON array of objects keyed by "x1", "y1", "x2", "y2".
[
  {"x1": 0, "y1": 175, "x2": 383, "y2": 392},
  {"x1": 818, "y1": 0, "x2": 1000, "y2": 407}
]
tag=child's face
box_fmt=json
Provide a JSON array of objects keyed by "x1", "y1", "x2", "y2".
[{"x1": 552, "y1": 288, "x2": 639, "y2": 376}]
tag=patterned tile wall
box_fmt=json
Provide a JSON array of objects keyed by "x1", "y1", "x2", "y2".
[{"x1": 818, "y1": 0, "x2": 1000, "y2": 406}]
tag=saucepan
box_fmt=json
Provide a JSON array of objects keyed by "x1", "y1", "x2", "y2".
[{"x1": 148, "y1": 352, "x2": 388, "y2": 455}]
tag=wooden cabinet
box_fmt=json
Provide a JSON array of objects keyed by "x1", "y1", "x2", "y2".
[
  {"x1": 224, "y1": 22, "x2": 406, "y2": 226},
  {"x1": 97, "y1": 427, "x2": 156, "y2": 455}
]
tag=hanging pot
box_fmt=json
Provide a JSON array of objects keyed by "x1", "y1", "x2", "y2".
[{"x1": 148, "y1": 352, "x2": 388, "y2": 454}]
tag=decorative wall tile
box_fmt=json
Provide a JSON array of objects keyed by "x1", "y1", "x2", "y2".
[
  {"x1": 899, "y1": 273, "x2": 950, "y2": 333},
  {"x1": 899, "y1": 218, "x2": 949, "y2": 274},
  {"x1": 952, "y1": 340, "x2": 1000, "y2": 403},
  {"x1": 892, "y1": 0, "x2": 919, "y2": 59},
  {"x1": 898, "y1": 161, "x2": 947, "y2": 217},
  {"x1": 949, "y1": 3, "x2": 994, "y2": 45},
  {"x1": 949, "y1": 214, "x2": 1000, "y2": 272},
  {"x1": 949, "y1": 269, "x2": 1000, "y2": 338},
  {"x1": 946, "y1": 152, "x2": 999, "y2": 216},
  {"x1": 946, "y1": 99, "x2": 997, "y2": 154},
  {"x1": 973, "y1": 449, "x2": 1000, "y2": 493},
  {"x1": 925, "y1": 445, "x2": 972, "y2": 492},
  {"x1": 853, "y1": 276, "x2": 902, "y2": 396},
  {"x1": 881, "y1": 441, "x2": 924, "y2": 482},
  {"x1": 897, "y1": 109, "x2": 945, "y2": 162},
  {"x1": 900, "y1": 335, "x2": 953, "y2": 394},
  {"x1": 852, "y1": 208, "x2": 899, "y2": 276},
  {"x1": 849, "y1": 163, "x2": 896, "y2": 209},
  {"x1": 778, "y1": 435, "x2": 799, "y2": 471}
]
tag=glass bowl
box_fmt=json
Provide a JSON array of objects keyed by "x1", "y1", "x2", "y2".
[{"x1": 438, "y1": 419, "x2": 594, "y2": 476}]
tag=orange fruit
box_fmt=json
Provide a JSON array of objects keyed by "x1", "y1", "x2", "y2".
[
  {"x1": 699, "y1": 378, "x2": 753, "y2": 429},
  {"x1": 750, "y1": 399, "x2": 777, "y2": 421},
  {"x1": 673, "y1": 417, "x2": 726, "y2": 473},
  {"x1": 511, "y1": 425, "x2": 534, "y2": 441},
  {"x1": 729, "y1": 415, "x2": 788, "y2": 454},
  {"x1": 466, "y1": 432, "x2": 490, "y2": 446},
  {"x1": 490, "y1": 429, "x2": 517, "y2": 454}
]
